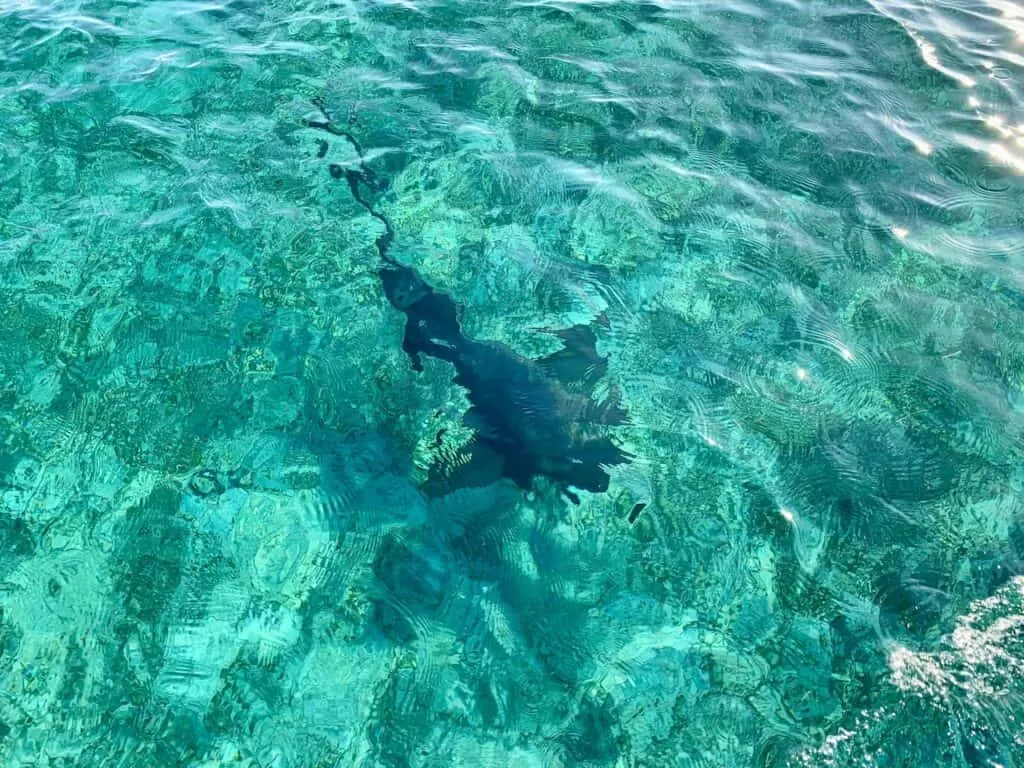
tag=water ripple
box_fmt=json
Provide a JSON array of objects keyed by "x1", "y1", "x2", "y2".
[{"x1": 3, "y1": 0, "x2": 1024, "y2": 764}]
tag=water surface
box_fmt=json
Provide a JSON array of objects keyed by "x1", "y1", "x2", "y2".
[{"x1": 2, "y1": 0, "x2": 1024, "y2": 765}]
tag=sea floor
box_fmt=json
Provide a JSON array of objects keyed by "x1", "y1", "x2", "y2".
[{"x1": 2, "y1": 0, "x2": 1024, "y2": 765}]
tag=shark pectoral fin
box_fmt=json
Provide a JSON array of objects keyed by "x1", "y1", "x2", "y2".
[
  {"x1": 536, "y1": 323, "x2": 608, "y2": 392},
  {"x1": 421, "y1": 440, "x2": 505, "y2": 498}
]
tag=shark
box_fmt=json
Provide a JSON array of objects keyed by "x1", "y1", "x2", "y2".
[{"x1": 306, "y1": 102, "x2": 631, "y2": 503}]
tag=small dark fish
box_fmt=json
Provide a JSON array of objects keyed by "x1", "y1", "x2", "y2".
[{"x1": 628, "y1": 502, "x2": 646, "y2": 523}]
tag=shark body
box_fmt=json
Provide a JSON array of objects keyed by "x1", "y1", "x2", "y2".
[
  {"x1": 380, "y1": 263, "x2": 629, "y2": 501},
  {"x1": 307, "y1": 105, "x2": 630, "y2": 501}
]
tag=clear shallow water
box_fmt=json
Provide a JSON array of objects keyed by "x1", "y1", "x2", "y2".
[{"x1": 2, "y1": 0, "x2": 1024, "y2": 765}]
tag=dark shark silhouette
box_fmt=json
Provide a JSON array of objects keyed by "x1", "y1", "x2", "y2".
[{"x1": 306, "y1": 101, "x2": 630, "y2": 502}]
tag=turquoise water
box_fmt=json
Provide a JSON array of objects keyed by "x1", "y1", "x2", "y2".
[{"x1": 2, "y1": 0, "x2": 1024, "y2": 764}]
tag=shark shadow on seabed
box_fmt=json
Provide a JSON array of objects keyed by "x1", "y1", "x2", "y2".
[{"x1": 305, "y1": 101, "x2": 632, "y2": 504}]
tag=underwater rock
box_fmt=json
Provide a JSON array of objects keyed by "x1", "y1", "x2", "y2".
[
  {"x1": 188, "y1": 468, "x2": 225, "y2": 498},
  {"x1": 875, "y1": 567, "x2": 951, "y2": 639}
]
